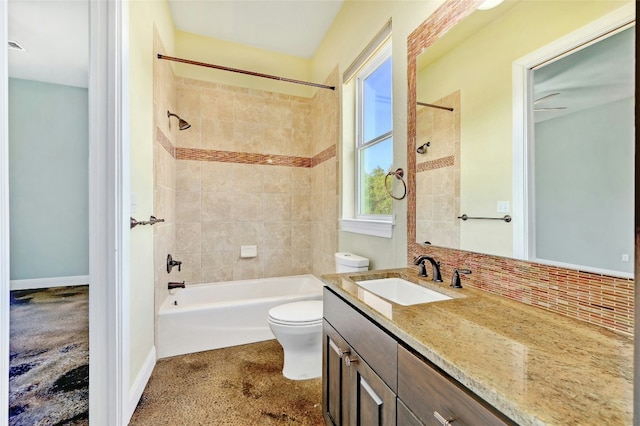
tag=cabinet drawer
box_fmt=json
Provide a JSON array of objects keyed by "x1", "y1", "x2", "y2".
[
  {"x1": 323, "y1": 287, "x2": 397, "y2": 391},
  {"x1": 397, "y1": 399, "x2": 424, "y2": 426},
  {"x1": 398, "y1": 346, "x2": 513, "y2": 426}
]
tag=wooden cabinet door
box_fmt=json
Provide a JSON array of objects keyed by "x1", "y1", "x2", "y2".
[
  {"x1": 323, "y1": 321, "x2": 350, "y2": 426},
  {"x1": 349, "y1": 352, "x2": 396, "y2": 426}
]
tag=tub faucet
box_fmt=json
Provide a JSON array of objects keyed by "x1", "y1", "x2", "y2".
[
  {"x1": 168, "y1": 281, "x2": 185, "y2": 290},
  {"x1": 413, "y1": 255, "x2": 443, "y2": 282}
]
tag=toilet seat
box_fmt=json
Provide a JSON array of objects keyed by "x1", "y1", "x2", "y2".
[{"x1": 268, "y1": 301, "x2": 323, "y2": 326}]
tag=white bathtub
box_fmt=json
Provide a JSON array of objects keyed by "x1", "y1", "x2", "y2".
[{"x1": 157, "y1": 274, "x2": 324, "y2": 359}]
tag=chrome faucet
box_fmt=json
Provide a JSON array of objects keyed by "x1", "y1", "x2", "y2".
[{"x1": 413, "y1": 255, "x2": 443, "y2": 282}]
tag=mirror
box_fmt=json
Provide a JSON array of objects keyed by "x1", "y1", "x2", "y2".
[{"x1": 412, "y1": 0, "x2": 635, "y2": 278}]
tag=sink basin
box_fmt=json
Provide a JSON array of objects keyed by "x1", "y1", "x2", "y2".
[{"x1": 355, "y1": 278, "x2": 452, "y2": 306}]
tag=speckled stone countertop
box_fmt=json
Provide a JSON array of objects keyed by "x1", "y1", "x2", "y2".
[{"x1": 320, "y1": 268, "x2": 633, "y2": 426}]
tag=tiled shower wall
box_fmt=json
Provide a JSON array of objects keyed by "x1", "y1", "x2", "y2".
[
  {"x1": 162, "y1": 71, "x2": 338, "y2": 284},
  {"x1": 415, "y1": 91, "x2": 460, "y2": 249},
  {"x1": 153, "y1": 31, "x2": 177, "y2": 317},
  {"x1": 310, "y1": 68, "x2": 340, "y2": 275}
]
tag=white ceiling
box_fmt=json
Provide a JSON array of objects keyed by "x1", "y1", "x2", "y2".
[
  {"x1": 168, "y1": 0, "x2": 344, "y2": 59},
  {"x1": 8, "y1": 0, "x2": 89, "y2": 88},
  {"x1": 7, "y1": 0, "x2": 343, "y2": 88}
]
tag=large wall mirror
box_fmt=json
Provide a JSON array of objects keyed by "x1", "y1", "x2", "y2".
[{"x1": 411, "y1": 0, "x2": 635, "y2": 278}]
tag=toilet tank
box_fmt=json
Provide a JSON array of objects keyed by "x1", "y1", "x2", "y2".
[{"x1": 335, "y1": 252, "x2": 369, "y2": 273}]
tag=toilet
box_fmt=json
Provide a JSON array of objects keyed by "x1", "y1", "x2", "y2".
[
  {"x1": 334, "y1": 252, "x2": 370, "y2": 273},
  {"x1": 267, "y1": 252, "x2": 369, "y2": 380}
]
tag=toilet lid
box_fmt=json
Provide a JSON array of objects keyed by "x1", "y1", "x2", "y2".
[{"x1": 268, "y1": 301, "x2": 323, "y2": 325}]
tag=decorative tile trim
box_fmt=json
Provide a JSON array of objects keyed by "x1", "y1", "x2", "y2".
[
  {"x1": 406, "y1": 0, "x2": 634, "y2": 336},
  {"x1": 312, "y1": 145, "x2": 337, "y2": 167},
  {"x1": 176, "y1": 148, "x2": 312, "y2": 167},
  {"x1": 156, "y1": 128, "x2": 175, "y2": 158},
  {"x1": 417, "y1": 155, "x2": 454, "y2": 172},
  {"x1": 173, "y1": 145, "x2": 336, "y2": 169}
]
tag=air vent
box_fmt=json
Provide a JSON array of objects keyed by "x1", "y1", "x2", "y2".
[{"x1": 8, "y1": 40, "x2": 26, "y2": 52}]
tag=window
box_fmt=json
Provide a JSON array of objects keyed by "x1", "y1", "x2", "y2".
[{"x1": 356, "y1": 43, "x2": 392, "y2": 219}]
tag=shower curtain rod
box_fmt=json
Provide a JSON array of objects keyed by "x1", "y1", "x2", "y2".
[
  {"x1": 157, "y1": 54, "x2": 336, "y2": 91},
  {"x1": 417, "y1": 101, "x2": 454, "y2": 112}
]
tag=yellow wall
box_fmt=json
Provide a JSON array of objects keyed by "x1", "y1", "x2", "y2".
[
  {"x1": 417, "y1": 0, "x2": 630, "y2": 257},
  {"x1": 174, "y1": 30, "x2": 314, "y2": 98},
  {"x1": 311, "y1": 0, "x2": 446, "y2": 269},
  {"x1": 128, "y1": 0, "x2": 175, "y2": 387}
]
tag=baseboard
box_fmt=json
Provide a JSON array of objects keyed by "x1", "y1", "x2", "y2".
[
  {"x1": 9, "y1": 275, "x2": 90, "y2": 291},
  {"x1": 125, "y1": 346, "x2": 156, "y2": 424}
]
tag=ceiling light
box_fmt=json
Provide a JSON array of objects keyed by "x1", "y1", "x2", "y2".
[
  {"x1": 8, "y1": 40, "x2": 26, "y2": 52},
  {"x1": 477, "y1": 0, "x2": 504, "y2": 10}
]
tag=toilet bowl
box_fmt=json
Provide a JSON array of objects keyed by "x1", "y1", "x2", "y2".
[
  {"x1": 268, "y1": 300, "x2": 323, "y2": 380},
  {"x1": 269, "y1": 253, "x2": 369, "y2": 380}
]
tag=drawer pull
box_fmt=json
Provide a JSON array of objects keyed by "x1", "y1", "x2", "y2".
[{"x1": 433, "y1": 411, "x2": 454, "y2": 425}]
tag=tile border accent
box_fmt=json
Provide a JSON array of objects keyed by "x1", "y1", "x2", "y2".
[
  {"x1": 156, "y1": 125, "x2": 337, "y2": 169},
  {"x1": 312, "y1": 145, "x2": 337, "y2": 167},
  {"x1": 156, "y1": 128, "x2": 175, "y2": 158},
  {"x1": 176, "y1": 148, "x2": 312, "y2": 167},
  {"x1": 417, "y1": 155, "x2": 454, "y2": 173},
  {"x1": 406, "y1": 0, "x2": 633, "y2": 336}
]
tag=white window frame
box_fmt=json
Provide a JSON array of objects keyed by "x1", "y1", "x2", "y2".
[{"x1": 355, "y1": 41, "x2": 393, "y2": 221}]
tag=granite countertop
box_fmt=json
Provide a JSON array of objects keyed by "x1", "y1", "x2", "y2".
[{"x1": 320, "y1": 268, "x2": 633, "y2": 426}]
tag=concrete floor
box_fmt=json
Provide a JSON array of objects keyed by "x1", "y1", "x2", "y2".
[
  {"x1": 129, "y1": 340, "x2": 324, "y2": 425},
  {"x1": 9, "y1": 286, "x2": 89, "y2": 426}
]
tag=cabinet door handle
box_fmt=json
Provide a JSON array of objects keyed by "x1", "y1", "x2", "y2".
[
  {"x1": 337, "y1": 347, "x2": 350, "y2": 358},
  {"x1": 433, "y1": 411, "x2": 454, "y2": 425},
  {"x1": 343, "y1": 354, "x2": 358, "y2": 367}
]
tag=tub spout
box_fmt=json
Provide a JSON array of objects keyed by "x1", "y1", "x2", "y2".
[{"x1": 168, "y1": 281, "x2": 185, "y2": 290}]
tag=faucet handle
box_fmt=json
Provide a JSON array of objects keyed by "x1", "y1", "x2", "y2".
[
  {"x1": 417, "y1": 262, "x2": 428, "y2": 277},
  {"x1": 167, "y1": 254, "x2": 183, "y2": 273},
  {"x1": 451, "y1": 269, "x2": 471, "y2": 288}
]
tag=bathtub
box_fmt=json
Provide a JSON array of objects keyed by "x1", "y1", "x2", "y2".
[{"x1": 157, "y1": 274, "x2": 324, "y2": 359}]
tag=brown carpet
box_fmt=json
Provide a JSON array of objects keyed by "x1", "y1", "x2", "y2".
[{"x1": 129, "y1": 340, "x2": 324, "y2": 426}]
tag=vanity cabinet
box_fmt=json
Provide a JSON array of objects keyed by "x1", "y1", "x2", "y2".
[
  {"x1": 323, "y1": 288, "x2": 397, "y2": 426},
  {"x1": 323, "y1": 287, "x2": 514, "y2": 426},
  {"x1": 323, "y1": 321, "x2": 396, "y2": 426}
]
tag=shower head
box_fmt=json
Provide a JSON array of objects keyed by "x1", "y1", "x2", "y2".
[
  {"x1": 416, "y1": 142, "x2": 430, "y2": 154},
  {"x1": 167, "y1": 111, "x2": 191, "y2": 130}
]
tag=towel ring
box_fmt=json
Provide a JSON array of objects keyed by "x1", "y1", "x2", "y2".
[{"x1": 384, "y1": 168, "x2": 407, "y2": 201}]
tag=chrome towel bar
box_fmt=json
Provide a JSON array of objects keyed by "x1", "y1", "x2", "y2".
[{"x1": 457, "y1": 214, "x2": 511, "y2": 223}]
